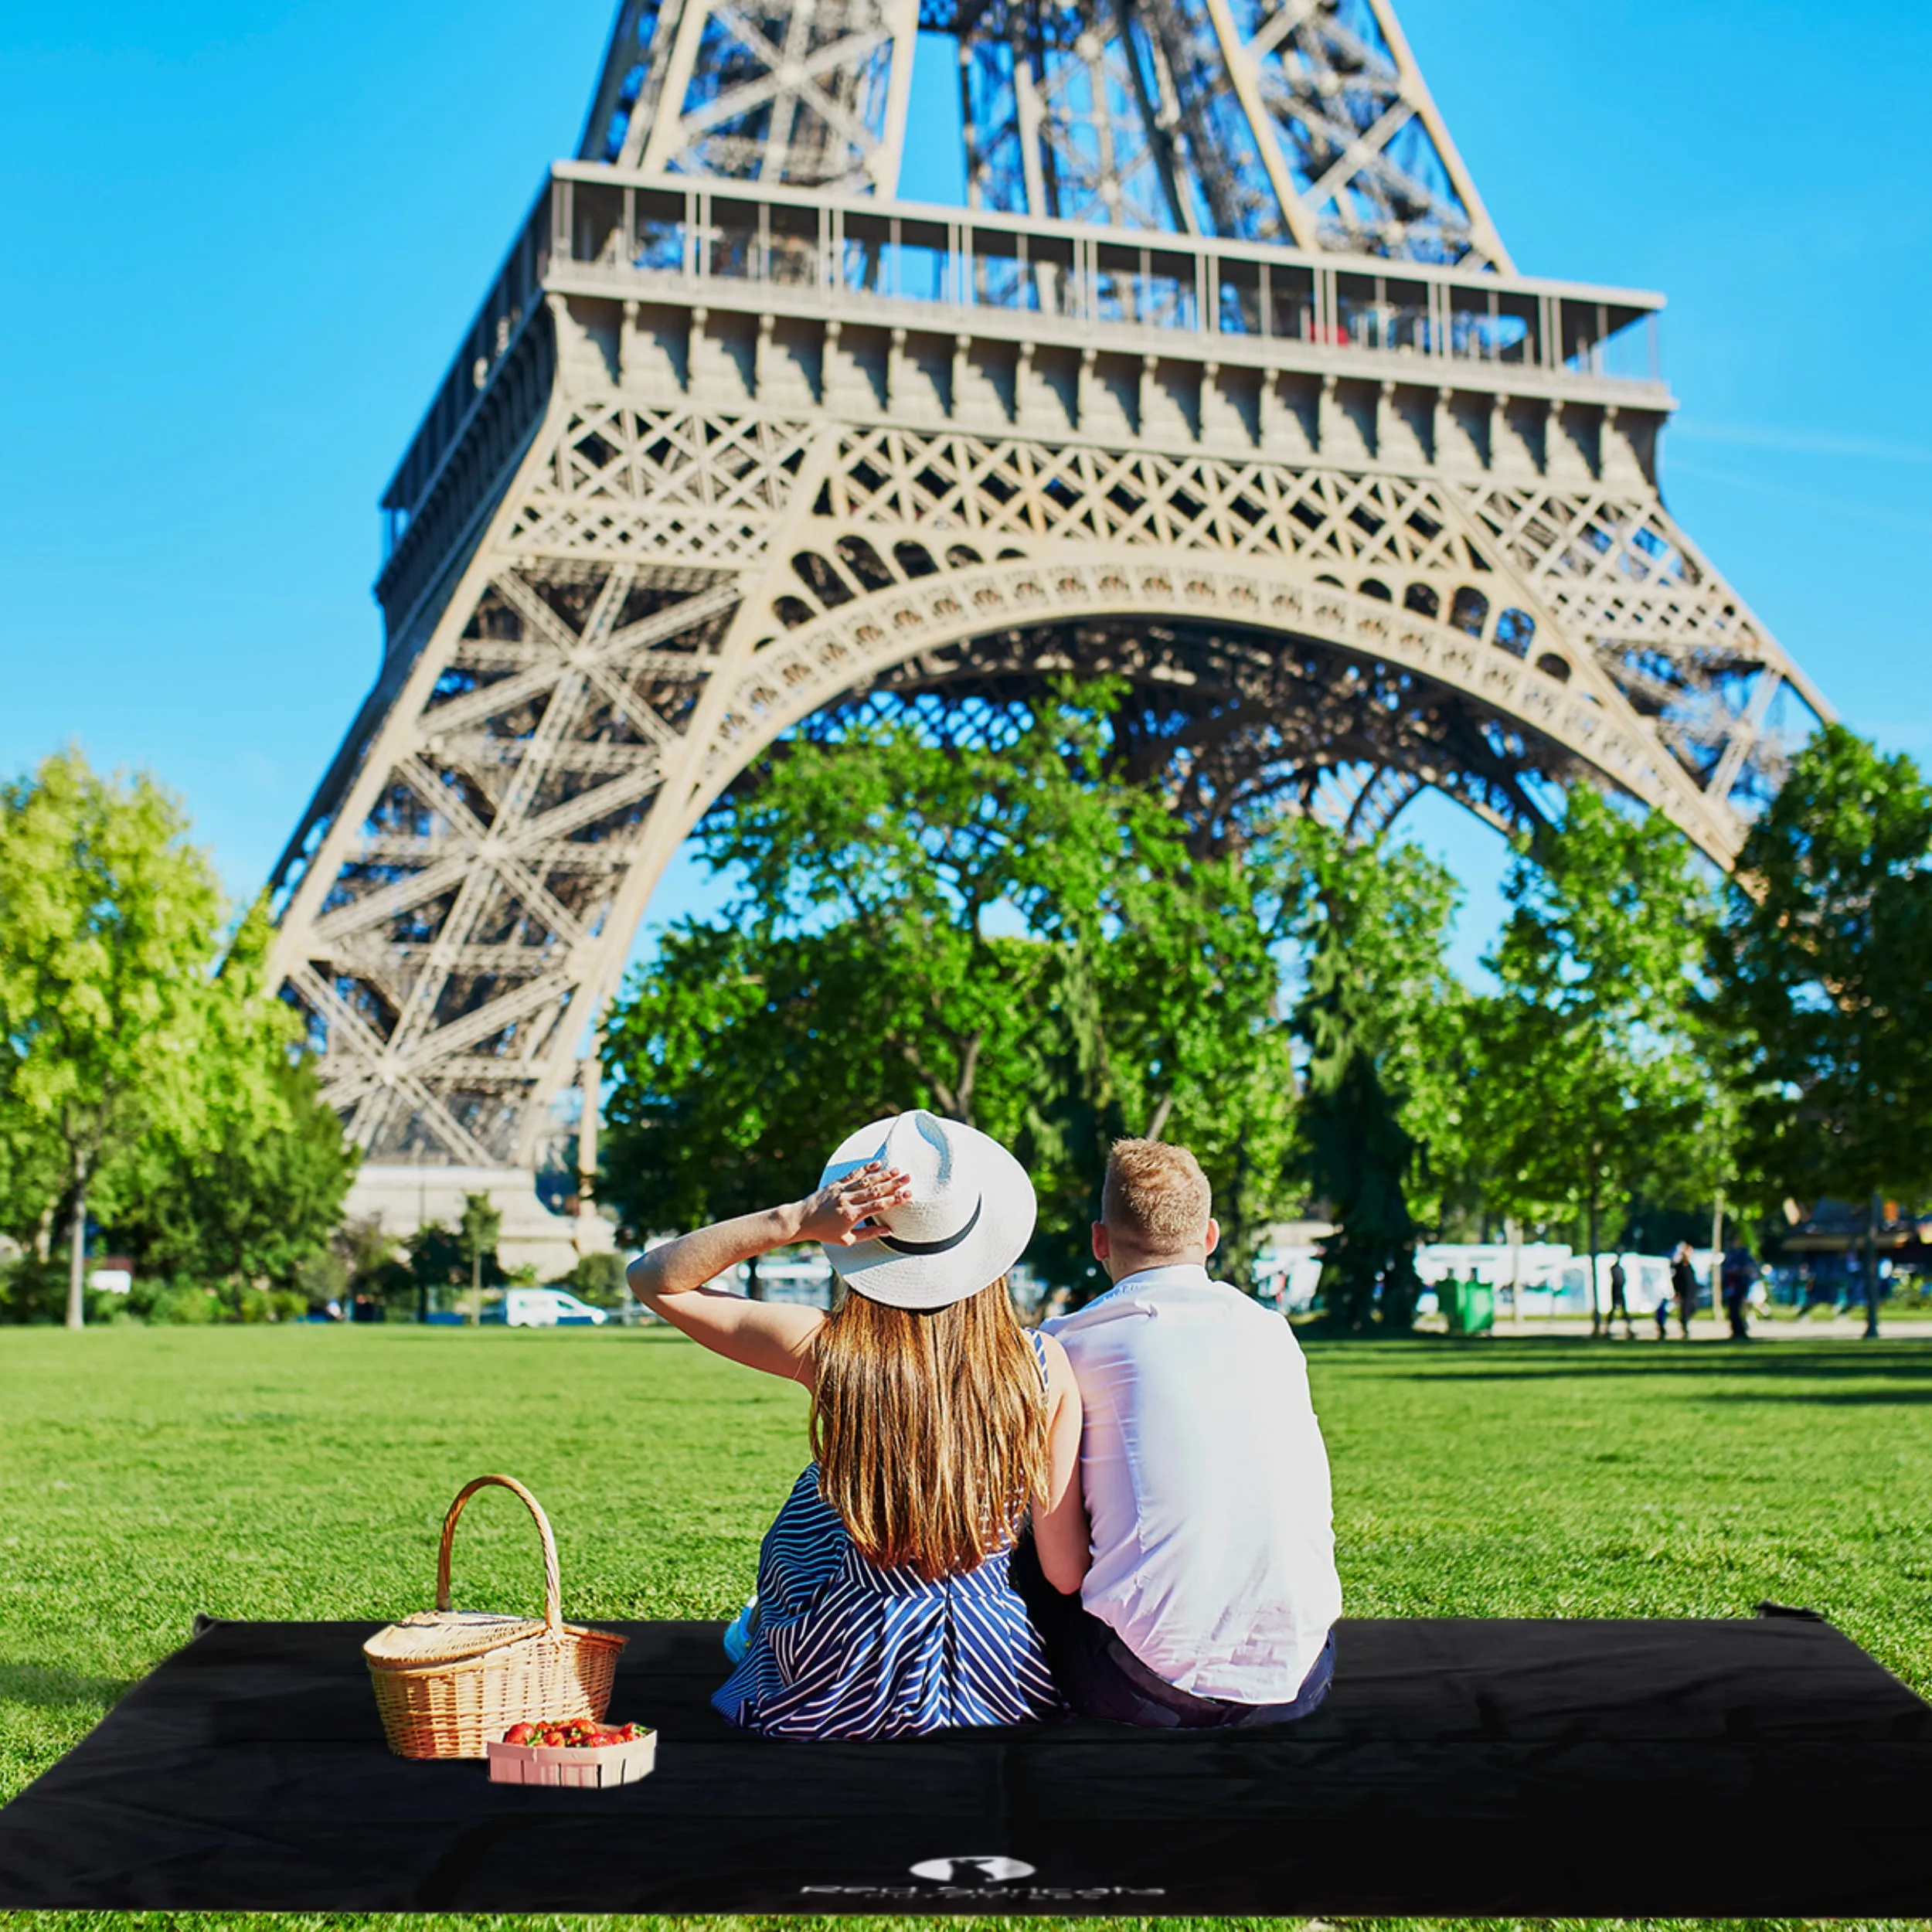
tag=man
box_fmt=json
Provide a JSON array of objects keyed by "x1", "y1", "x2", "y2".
[
  {"x1": 1012, "y1": 1138, "x2": 1341, "y2": 1728},
  {"x1": 1669, "y1": 1243, "x2": 1697, "y2": 1340},
  {"x1": 1605, "y1": 1255, "x2": 1634, "y2": 1339}
]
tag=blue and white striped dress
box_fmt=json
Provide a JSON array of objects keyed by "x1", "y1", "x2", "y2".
[{"x1": 712, "y1": 1333, "x2": 1063, "y2": 1739}]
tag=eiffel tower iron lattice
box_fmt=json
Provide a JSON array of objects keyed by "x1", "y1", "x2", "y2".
[{"x1": 267, "y1": 0, "x2": 1831, "y2": 1255}]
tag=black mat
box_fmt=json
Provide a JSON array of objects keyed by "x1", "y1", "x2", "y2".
[{"x1": 1, "y1": 1613, "x2": 1927, "y2": 1916}]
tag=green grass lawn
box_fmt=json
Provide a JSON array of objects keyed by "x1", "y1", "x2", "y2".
[{"x1": 3, "y1": 1324, "x2": 1930, "y2": 1932}]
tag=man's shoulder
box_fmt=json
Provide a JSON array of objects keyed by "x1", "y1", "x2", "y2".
[{"x1": 1049, "y1": 1274, "x2": 1294, "y2": 1342}]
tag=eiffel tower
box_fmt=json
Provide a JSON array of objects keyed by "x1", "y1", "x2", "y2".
[{"x1": 267, "y1": 0, "x2": 1830, "y2": 1267}]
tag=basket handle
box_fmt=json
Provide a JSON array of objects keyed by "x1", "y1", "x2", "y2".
[{"x1": 434, "y1": 1475, "x2": 563, "y2": 1635}]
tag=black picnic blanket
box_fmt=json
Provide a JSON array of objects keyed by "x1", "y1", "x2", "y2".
[{"x1": 0, "y1": 1611, "x2": 1927, "y2": 1917}]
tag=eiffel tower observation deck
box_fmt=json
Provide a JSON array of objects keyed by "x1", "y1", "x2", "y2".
[{"x1": 267, "y1": 0, "x2": 1831, "y2": 1266}]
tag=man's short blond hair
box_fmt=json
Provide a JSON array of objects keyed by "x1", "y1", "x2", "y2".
[{"x1": 1102, "y1": 1139, "x2": 1213, "y2": 1252}]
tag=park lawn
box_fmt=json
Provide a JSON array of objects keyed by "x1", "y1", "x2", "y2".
[{"x1": 2, "y1": 1324, "x2": 1930, "y2": 1932}]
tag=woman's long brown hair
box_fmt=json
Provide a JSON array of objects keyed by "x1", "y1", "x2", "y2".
[{"x1": 810, "y1": 1280, "x2": 1049, "y2": 1581}]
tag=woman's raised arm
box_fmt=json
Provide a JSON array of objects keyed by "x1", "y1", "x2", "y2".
[{"x1": 625, "y1": 1161, "x2": 911, "y2": 1385}]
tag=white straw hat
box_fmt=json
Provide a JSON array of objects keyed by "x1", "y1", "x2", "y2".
[{"x1": 818, "y1": 1110, "x2": 1036, "y2": 1311}]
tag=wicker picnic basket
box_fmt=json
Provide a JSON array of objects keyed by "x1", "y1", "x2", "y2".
[{"x1": 363, "y1": 1474, "x2": 626, "y2": 1760}]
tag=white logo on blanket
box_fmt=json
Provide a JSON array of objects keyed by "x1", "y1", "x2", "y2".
[{"x1": 910, "y1": 1855, "x2": 1036, "y2": 1883}]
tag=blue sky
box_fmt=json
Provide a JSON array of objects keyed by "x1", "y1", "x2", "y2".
[{"x1": 2, "y1": 0, "x2": 1927, "y2": 978}]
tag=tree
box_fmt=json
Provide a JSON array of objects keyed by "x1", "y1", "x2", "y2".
[
  {"x1": 556, "y1": 1250, "x2": 628, "y2": 1306},
  {"x1": 0, "y1": 752, "x2": 230, "y2": 1327},
  {"x1": 107, "y1": 908, "x2": 359, "y2": 1308},
  {"x1": 457, "y1": 1192, "x2": 504, "y2": 1322},
  {"x1": 1283, "y1": 822, "x2": 1466, "y2": 1331},
  {"x1": 603, "y1": 689, "x2": 1294, "y2": 1298},
  {"x1": 1712, "y1": 726, "x2": 1932, "y2": 1336},
  {"x1": 336, "y1": 1216, "x2": 412, "y2": 1317},
  {"x1": 605, "y1": 920, "x2": 943, "y2": 1238},
  {"x1": 1471, "y1": 789, "x2": 1716, "y2": 1334},
  {"x1": 406, "y1": 1222, "x2": 466, "y2": 1323},
  {"x1": 111, "y1": 1056, "x2": 356, "y2": 1312},
  {"x1": 0, "y1": 755, "x2": 360, "y2": 1326}
]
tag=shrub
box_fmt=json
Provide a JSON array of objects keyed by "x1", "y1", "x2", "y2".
[
  {"x1": 0, "y1": 1258, "x2": 64, "y2": 1324},
  {"x1": 294, "y1": 1249, "x2": 349, "y2": 1310},
  {"x1": 132, "y1": 1280, "x2": 219, "y2": 1325},
  {"x1": 229, "y1": 1284, "x2": 307, "y2": 1324},
  {"x1": 554, "y1": 1250, "x2": 628, "y2": 1307}
]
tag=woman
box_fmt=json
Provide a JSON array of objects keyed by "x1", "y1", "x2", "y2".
[{"x1": 627, "y1": 1108, "x2": 1087, "y2": 1739}]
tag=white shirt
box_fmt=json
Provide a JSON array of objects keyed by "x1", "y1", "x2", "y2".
[{"x1": 1044, "y1": 1264, "x2": 1342, "y2": 1703}]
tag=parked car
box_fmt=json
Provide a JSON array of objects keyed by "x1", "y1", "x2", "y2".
[{"x1": 483, "y1": 1287, "x2": 608, "y2": 1328}]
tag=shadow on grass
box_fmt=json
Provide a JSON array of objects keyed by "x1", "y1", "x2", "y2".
[
  {"x1": 1700, "y1": 1386, "x2": 1932, "y2": 1406},
  {"x1": 0, "y1": 1661, "x2": 128, "y2": 1714},
  {"x1": 1362, "y1": 1341, "x2": 1932, "y2": 1389},
  {"x1": 1313, "y1": 1333, "x2": 1932, "y2": 1352}
]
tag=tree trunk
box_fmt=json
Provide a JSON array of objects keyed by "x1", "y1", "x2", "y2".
[
  {"x1": 65, "y1": 1181, "x2": 88, "y2": 1331},
  {"x1": 471, "y1": 1247, "x2": 481, "y2": 1325},
  {"x1": 1709, "y1": 1191, "x2": 1724, "y2": 1328},
  {"x1": 1585, "y1": 1169, "x2": 1601, "y2": 1338},
  {"x1": 1863, "y1": 1192, "x2": 1881, "y2": 1340},
  {"x1": 746, "y1": 1251, "x2": 763, "y2": 1301},
  {"x1": 888, "y1": 1036, "x2": 959, "y2": 1119},
  {"x1": 1145, "y1": 1090, "x2": 1175, "y2": 1141},
  {"x1": 954, "y1": 1030, "x2": 984, "y2": 1129}
]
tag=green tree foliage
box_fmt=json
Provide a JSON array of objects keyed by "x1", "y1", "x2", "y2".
[
  {"x1": 109, "y1": 1056, "x2": 355, "y2": 1317},
  {"x1": 1712, "y1": 726, "x2": 1932, "y2": 1333},
  {"x1": 603, "y1": 690, "x2": 1294, "y2": 1297},
  {"x1": 1471, "y1": 788, "x2": 1716, "y2": 1332},
  {"x1": 108, "y1": 911, "x2": 358, "y2": 1311},
  {"x1": 405, "y1": 1223, "x2": 464, "y2": 1322},
  {"x1": 1284, "y1": 823, "x2": 1466, "y2": 1330},
  {"x1": 335, "y1": 1216, "x2": 412, "y2": 1317},
  {"x1": 0, "y1": 1104, "x2": 63, "y2": 1276},
  {"x1": 605, "y1": 920, "x2": 916, "y2": 1237},
  {"x1": 555, "y1": 1250, "x2": 628, "y2": 1306},
  {"x1": 0, "y1": 750, "x2": 355, "y2": 1325},
  {"x1": 457, "y1": 1192, "x2": 504, "y2": 1321},
  {"x1": 0, "y1": 752, "x2": 233, "y2": 1325}
]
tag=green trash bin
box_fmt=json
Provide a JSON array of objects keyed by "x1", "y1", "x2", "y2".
[
  {"x1": 1447, "y1": 1277, "x2": 1495, "y2": 1336},
  {"x1": 1466, "y1": 1278, "x2": 1495, "y2": 1334}
]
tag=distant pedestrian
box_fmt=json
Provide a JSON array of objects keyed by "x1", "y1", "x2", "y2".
[
  {"x1": 1670, "y1": 1243, "x2": 1696, "y2": 1340},
  {"x1": 1721, "y1": 1247, "x2": 1753, "y2": 1340},
  {"x1": 1604, "y1": 1257, "x2": 1634, "y2": 1338},
  {"x1": 1652, "y1": 1281, "x2": 1671, "y2": 1341}
]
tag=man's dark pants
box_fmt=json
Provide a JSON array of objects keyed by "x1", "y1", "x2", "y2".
[
  {"x1": 1009, "y1": 1538, "x2": 1334, "y2": 1730},
  {"x1": 1606, "y1": 1277, "x2": 1632, "y2": 1333}
]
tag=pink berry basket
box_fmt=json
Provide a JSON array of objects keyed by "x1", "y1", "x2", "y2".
[{"x1": 486, "y1": 1730, "x2": 658, "y2": 1788}]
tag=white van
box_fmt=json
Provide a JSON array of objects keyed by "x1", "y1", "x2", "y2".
[{"x1": 494, "y1": 1287, "x2": 607, "y2": 1328}]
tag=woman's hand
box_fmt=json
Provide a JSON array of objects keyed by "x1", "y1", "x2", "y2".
[
  {"x1": 628, "y1": 1164, "x2": 910, "y2": 1306},
  {"x1": 623, "y1": 1164, "x2": 908, "y2": 1388},
  {"x1": 794, "y1": 1162, "x2": 911, "y2": 1247}
]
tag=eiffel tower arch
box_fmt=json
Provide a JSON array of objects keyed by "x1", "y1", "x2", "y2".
[{"x1": 268, "y1": 0, "x2": 1831, "y2": 1267}]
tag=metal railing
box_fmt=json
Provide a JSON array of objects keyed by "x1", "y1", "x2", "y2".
[{"x1": 552, "y1": 165, "x2": 1664, "y2": 386}]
